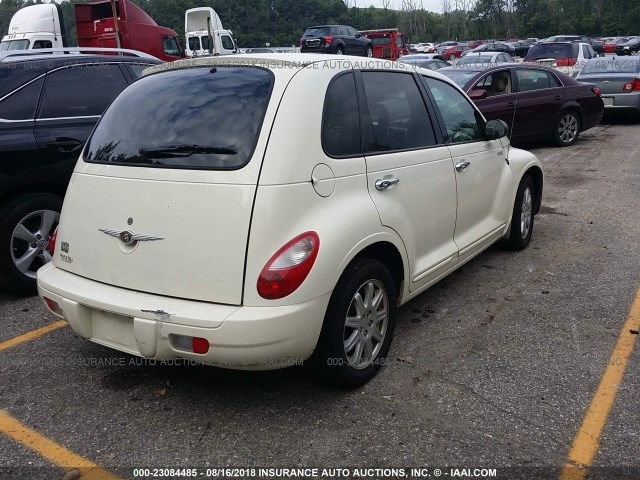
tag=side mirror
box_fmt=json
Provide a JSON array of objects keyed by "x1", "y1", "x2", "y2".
[
  {"x1": 355, "y1": 33, "x2": 361, "y2": 38},
  {"x1": 485, "y1": 119, "x2": 509, "y2": 139},
  {"x1": 469, "y1": 89, "x2": 488, "y2": 100}
]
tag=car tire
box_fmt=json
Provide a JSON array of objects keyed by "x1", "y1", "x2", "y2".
[
  {"x1": 365, "y1": 46, "x2": 373, "y2": 57},
  {"x1": 631, "y1": 50, "x2": 638, "y2": 56},
  {"x1": 0, "y1": 193, "x2": 62, "y2": 295},
  {"x1": 553, "y1": 110, "x2": 581, "y2": 147},
  {"x1": 505, "y1": 175, "x2": 535, "y2": 251},
  {"x1": 449, "y1": 53, "x2": 456, "y2": 61},
  {"x1": 312, "y1": 258, "x2": 397, "y2": 389},
  {"x1": 336, "y1": 46, "x2": 344, "y2": 55}
]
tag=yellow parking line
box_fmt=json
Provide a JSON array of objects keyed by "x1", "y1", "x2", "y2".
[
  {"x1": 559, "y1": 289, "x2": 640, "y2": 480},
  {"x1": 0, "y1": 320, "x2": 67, "y2": 352},
  {"x1": 0, "y1": 411, "x2": 120, "y2": 479}
]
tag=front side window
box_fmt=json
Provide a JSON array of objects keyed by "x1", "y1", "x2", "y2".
[
  {"x1": 221, "y1": 35, "x2": 234, "y2": 50},
  {"x1": 362, "y1": 71, "x2": 437, "y2": 152},
  {"x1": 322, "y1": 73, "x2": 360, "y2": 157},
  {"x1": 0, "y1": 77, "x2": 44, "y2": 120},
  {"x1": 422, "y1": 77, "x2": 484, "y2": 144},
  {"x1": 39, "y1": 64, "x2": 127, "y2": 119},
  {"x1": 163, "y1": 36, "x2": 180, "y2": 56},
  {"x1": 396, "y1": 36, "x2": 405, "y2": 48},
  {"x1": 473, "y1": 70, "x2": 512, "y2": 96},
  {"x1": 84, "y1": 67, "x2": 273, "y2": 170},
  {"x1": 33, "y1": 40, "x2": 52, "y2": 49}
]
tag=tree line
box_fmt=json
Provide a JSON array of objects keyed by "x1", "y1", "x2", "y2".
[{"x1": 1, "y1": 0, "x2": 639, "y2": 48}]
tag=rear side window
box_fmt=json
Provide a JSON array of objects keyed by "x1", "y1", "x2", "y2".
[
  {"x1": 39, "y1": 64, "x2": 128, "y2": 118},
  {"x1": 84, "y1": 67, "x2": 273, "y2": 170},
  {"x1": 33, "y1": 40, "x2": 52, "y2": 49},
  {"x1": 322, "y1": 73, "x2": 361, "y2": 157},
  {"x1": 0, "y1": 77, "x2": 44, "y2": 120},
  {"x1": 362, "y1": 71, "x2": 437, "y2": 152},
  {"x1": 516, "y1": 69, "x2": 560, "y2": 91}
]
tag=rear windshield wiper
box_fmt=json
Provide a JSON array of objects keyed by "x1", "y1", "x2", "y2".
[{"x1": 138, "y1": 144, "x2": 237, "y2": 158}]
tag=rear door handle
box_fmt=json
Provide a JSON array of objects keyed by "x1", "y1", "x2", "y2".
[
  {"x1": 555, "y1": 95, "x2": 563, "y2": 100},
  {"x1": 455, "y1": 161, "x2": 470, "y2": 172},
  {"x1": 375, "y1": 177, "x2": 400, "y2": 190}
]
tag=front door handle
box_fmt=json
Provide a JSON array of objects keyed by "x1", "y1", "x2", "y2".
[
  {"x1": 455, "y1": 161, "x2": 470, "y2": 172},
  {"x1": 46, "y1": 138, "x2": 82, "y2": 153},
  {"x1": 375, "y1": 177, "x2": 400, "y2": 190}
]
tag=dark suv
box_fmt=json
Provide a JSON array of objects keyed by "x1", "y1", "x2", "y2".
[
  {"x1": 300, "y1": 25, "x2": 373, "y2": 57},
  {"x1": 545, "y1": 35, "x2": 605, "y2": 56},
  {"x1": 0, "y1": 49, "x2": 161, "y2": 294}
]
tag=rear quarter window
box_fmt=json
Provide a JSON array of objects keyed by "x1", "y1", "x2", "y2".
[{"x1": 83, "y1": 66, "x2": 274, "y2": 170}]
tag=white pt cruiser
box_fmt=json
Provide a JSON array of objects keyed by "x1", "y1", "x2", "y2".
[{"x1": 38, "y1": 54, "x2": 543, "y2": 388}]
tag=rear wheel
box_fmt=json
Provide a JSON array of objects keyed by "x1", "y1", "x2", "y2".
[
  {"x1": 336, "y1": 46, "x2": 344, "y2": 55},
  {"x1": 631, "y1": 49, "x2": 638, "y2": 56},
  {"x1": 365, "y1": 46, "x2": 373, "y2": 57},
  {"x1": 0, "y1": 193, "x2": 62, "y2": 295},
  {"x1": 505, "y1": 175, "x2": 535, "y2": 251},
  {"x1": 553, "y1": 110, "x2": 580, "y2": 147},
  {"x1": 449, "y1": 53, "x2": 456, "y2": 61},
  {"x1": 313, "y1": 259, "x2": 397, "y2": 388}
]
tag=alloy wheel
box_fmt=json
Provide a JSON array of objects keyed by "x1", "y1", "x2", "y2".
[
  {"x1": 343, "y1": 279, "x2": 389, "y2": 369},
  {"x1": 520, "y1": 186, "x2": 533, "y2": 239},
  {"x1": 558, "y1": 114, "x2": 579, "y2": 144},
  {"x1": 10, "y1": 209, "x2": 59, "y2": 280}
]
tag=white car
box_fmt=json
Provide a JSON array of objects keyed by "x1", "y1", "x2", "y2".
[
  {"x1": 414, "y1": 42, "x2": 435, "y2": 53},
  {"x1": 456, "y1": 51, "x2": 516, "y2": 67},
  {"x1": 38, "y1": 54, "x2": 543, "y2": 388},
  {"x1": 524, "y1": 41, "x2": 598, "y2": 77}
]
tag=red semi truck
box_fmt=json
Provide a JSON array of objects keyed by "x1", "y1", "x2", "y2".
[
  {"x1": 1, "y1": 0, "x2": 185, "y2": 62},
  {"x1": 359, "y1": 28, "x2": 409, "y2": 60}
]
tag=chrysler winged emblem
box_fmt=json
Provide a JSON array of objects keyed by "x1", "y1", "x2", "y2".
[{"x1": 99, "y1": 228, "x2": 164, "y2": 245}]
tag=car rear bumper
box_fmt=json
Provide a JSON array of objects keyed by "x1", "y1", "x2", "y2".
[
  {"x1": 601, "y1": 93, "x2": 640, "y2": 111},
  {"x1": 37, "y1": 263, "x2": 330, "y2": 370}
]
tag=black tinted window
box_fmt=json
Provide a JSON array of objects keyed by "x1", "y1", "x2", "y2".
[
  {"x1": 39, "y1": 64, "x2": 127, "y2": 118},
  {"x1": 84, "y1": 67, "x2": 273, "y2": 170},
  {"x1": 516, "y1": 69, "x2": 560, "y2": 91},
  {"x1": 422, "y1": 77, "x2": 484, "y2": 144},
  {"x1": 305, "y1": 27, "x2": 329, "y2": 36},
  {"x1": 0, "y1": 77, "x2": 44, "y2": 120},
  {"x1": 362, "y1": 71, "x2": 437, "y2": 152},
  {"x1": 127, "y1": 63, "x2": 157, "y2": 79},
  {"x1": 526, "y1": 43, "x2": 578, "y2": 60},
  {"x1": 322, "y1": 73, "x2": 361, "y2": 157},
  {"x1": 163, "y1": 37, "x2": 180, "y2": 56},
  {"x1": 188, "y1": 37, "x2": 200, "y2": 50}
]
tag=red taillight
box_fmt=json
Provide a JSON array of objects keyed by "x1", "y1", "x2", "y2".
[
  {"x1": 43, "y1": 297, "x2": 64, "y2": 317},
  {"x1": 257, "y1": 232, "x2": 320, "y2": 299},
  {"x1": 192, "y1": 337, "x2": 209, "y2": 354},
  {"x1": 324, "y1": 35, "x2": 333, "y2": 46},
  {"x1": 47, "y1": 227, "x2": 58, "y2": 256},
  {"x1": 556, "y1": 58, "x2": 577, "y2": 67},
  {"x1": 623, "y1": 78, "x2": 640, "y2": 91},
  {"x1": 592, "y1": 87, "x2": 601, "y2": 97}
]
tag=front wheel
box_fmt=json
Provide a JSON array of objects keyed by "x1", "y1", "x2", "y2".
[
  {"x1": 313, "y1": 259, "x2": 397, "y2": 388},
  {"x1": 553, "y1": 110, "x2": 580, "y2": 147},
  {"x1": 449, "y1": 53, "x2": 456, "y2": 61},
  {"x1": 505, "y1": 175, "x2": 535, "y2": 251},
  {"x1": 0, "y1": 193, "x2": 62, "y2": 295}
]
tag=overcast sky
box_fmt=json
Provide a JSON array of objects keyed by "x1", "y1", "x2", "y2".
[{"x1": 363, "y1": 0, "x2": 443, "y2": 13}]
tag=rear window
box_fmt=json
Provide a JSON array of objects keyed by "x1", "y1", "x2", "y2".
[
  {"x1": 371, "y1": 37, "x2": 391, "y2": 45},
  {"x1": 304, "y1": 27, "x2": 330, "y2": 37},
  {"x1": 525, "y1": 43, "x2": 578, "y2": 60},
  {"x1": 84, "y1": 66, "x2": 273, "y2": 170},
  {"x1": 438, "y1": 69, "x2": 480, "y2": 87},
  {"x1": 582, "y1": 58, "x2": 640, "y2": 74}
]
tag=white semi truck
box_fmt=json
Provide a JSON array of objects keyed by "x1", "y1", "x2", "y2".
[
  {"x1": 184, "y1": 7, "x2": 237, "y2": 56},
  {"x1": 0, "y1": 3, "x2": 67, "y2": 51}
]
